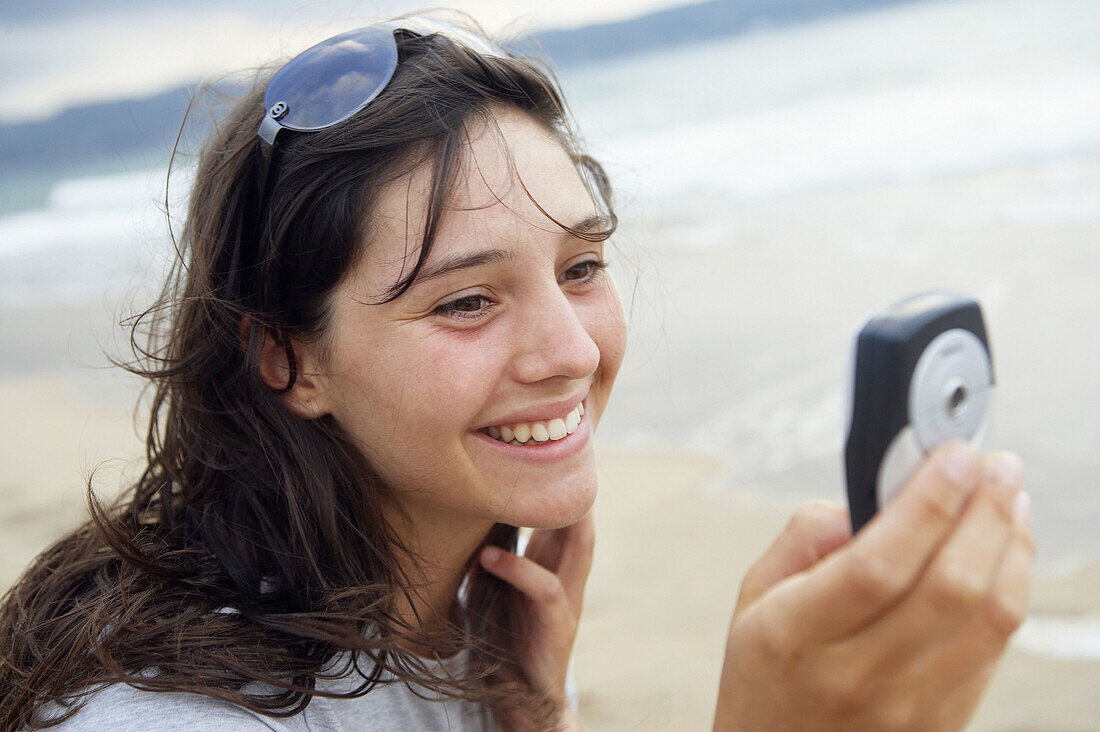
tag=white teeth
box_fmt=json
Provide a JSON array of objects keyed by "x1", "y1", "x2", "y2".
[
  {"x1": 484, "y1": 402, "x2": 585, "y2": 445},
  {"x1": 531, "y1": 423, "x2": 550, "y2": 442},
  {"x1": 548, "y1": 418, "x2": 567, "y2": 440}
]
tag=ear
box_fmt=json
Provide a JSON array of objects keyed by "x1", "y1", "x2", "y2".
[{"x1": 259, "y1": 328, "x2": 332, "y2": 420}]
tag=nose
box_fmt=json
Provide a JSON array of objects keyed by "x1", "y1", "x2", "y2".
[{"x1": 510, "y1": 284, "x2": 600, "y2": 384}]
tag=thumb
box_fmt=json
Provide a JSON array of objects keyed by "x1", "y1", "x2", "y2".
[{"x1": 735, "y1": 500, "x2": 851, "y2": 616}]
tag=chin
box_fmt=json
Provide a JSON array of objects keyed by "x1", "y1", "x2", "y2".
[{"x1": 501, "y1": 473, "x2": 597, "y2": 530}]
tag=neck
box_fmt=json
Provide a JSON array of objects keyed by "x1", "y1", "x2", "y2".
[{"x1": 385, "y1": 505, "x2": 497, "y2": 652}]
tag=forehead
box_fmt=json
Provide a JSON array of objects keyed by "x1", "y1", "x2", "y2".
[{"x1": 359, "y1": 107, "x2": 598, "y2": 286}]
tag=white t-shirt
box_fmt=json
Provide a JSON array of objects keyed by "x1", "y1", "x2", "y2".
[{"x1": 42, "y1": 651, "x2": 499, "y2": 731}]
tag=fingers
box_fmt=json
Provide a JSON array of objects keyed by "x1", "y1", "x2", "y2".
[
  {"x1": 481, "y1": 513, "x2": 595, "y2": 614},
  {"x1": 772, "y1": 441, "x2": 981, "y2": 643},
  {"x1": 714, "y1": 449, "x2": 1033, "y2": 732},
  {"x1": 523, "y1": 528, "x2": 565, "y2": 571},
  {"x1": 736, "y1": 500, "x2": 851, "y2": 615},
  {"x1": 931, "y1": 488, "x2": 1036, "y2": 679},
  {"x1": 848, "y1": 452, "x2": 1025, "y2": 665},
  {"x1": 481, "y1": 544, "x2": 571, "y2": 612},
  {"x1": 551, "y1": 512, "x2": 595, "y2": 610},
  {"x1": 893, "y1": 487, "x2": 1035, "y2": 732},
  {"x1": 479, "y1": 543, "x2": 582, "y2": 700}
]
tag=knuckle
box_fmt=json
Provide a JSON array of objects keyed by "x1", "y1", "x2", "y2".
[
  {"x1": 980, "y1": 480, "x2": 1018, "y2": 524},
  {"x1": 1013, "y1": 524, "x2": 1038, "y2": 558},
  {"x1": 535, "y1": 577, "x2": 566, "y2": 606},
  {"x1": 877, "y1": 700, "x2": 921, "y2": 732},
  {"x1": 786, "y1": 506, "x2": 814, "y2": 535},
  {"x1": 925, "y1": 563, "x2": 986, "y2": 617},
  {"x1": 912, "y1": 480, "x2": 961, "y2": 526},
  {"x1": 818, "y1": 663, "x2": 867, "y2": 716},
  {"x1": 757, "y1": 612, "x2": 798, "y2": 663},
  {"x1": 845, "y1": 553, "x2": 907, "y2": 606},
  {"x1": 981, "y1": 592, "x2": 1027, "y2": 639},
  {"x1": 789, "y1": 499, "x2": 844, "y2": 535}
]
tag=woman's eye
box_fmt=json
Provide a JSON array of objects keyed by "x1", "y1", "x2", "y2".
[
  {"x1": 560, "y1": 259, "x2": 607, "y2": 284},
  {"x1": 450, "y1": 295, "x2": 485, "y2": 312},
  {"x1": 435, "y1": 294, "x2": 493, "y2": 319}
]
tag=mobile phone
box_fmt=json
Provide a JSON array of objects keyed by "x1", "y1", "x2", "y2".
[{"x1": 844, "y1": 292, "x2": 995, "y2": 532}]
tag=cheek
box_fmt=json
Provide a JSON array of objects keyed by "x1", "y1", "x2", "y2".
[
  {"x1": 331, "y1": 333, "x2": 504, "y2": 452},
  {"x1": 408, "y1": 332, "x2": 512, "y2": 413},
  {"x1": 589, "y1": 280, "x2": 628, "y2": 397}
]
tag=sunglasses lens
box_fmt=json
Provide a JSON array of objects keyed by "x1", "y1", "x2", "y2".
[{"x1": 263, "y1": 26, "x2": 399, "y2": 132}]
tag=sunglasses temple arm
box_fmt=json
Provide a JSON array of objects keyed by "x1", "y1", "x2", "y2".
[
  {"x1": 226, "y1": 136, "x2": 276, "y2": 296},
  {"x1": 254, "y1": 108, "x2": 280, "y2": 223},
  {"x1": 255, "y1": 136, "x2": 276, "y2": 209},
  {"x1": 259, "y1": 111, "x2": 281, "y2": 148}
]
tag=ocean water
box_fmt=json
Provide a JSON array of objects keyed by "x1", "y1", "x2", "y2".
[
  {"x1": 0, "y1": 166, "x2": 192, "y2": 308},
  {"x1": 2, "y1": 0, "x2": 1099, "y2": 652},
  {"x1": 3, "y1": 0, "x2": 1097, "y2": 304},
  {"x1": 561, "y1": 0, "x2": 1100, "y2": 208}
]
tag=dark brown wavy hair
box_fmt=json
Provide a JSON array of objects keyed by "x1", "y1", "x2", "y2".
[{"x1": 0, "y1": 20, "x2": 615, "y2": 731}]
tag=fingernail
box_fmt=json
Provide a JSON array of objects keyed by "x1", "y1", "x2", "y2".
[
  {"x1": 1013, "y1": 490, "x2": 1032, "y2": 527},
  {"x1": 937, "y1": 441, "x2": 978, "y2": 486},
  {"x1": 989, "y1": 451, "x2": 1025, "y2": 489},
  {"x1": 482, "y1": 546, "x2": 502, "y2": 565}
]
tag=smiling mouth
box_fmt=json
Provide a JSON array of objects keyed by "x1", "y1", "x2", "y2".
[{"x1": 479, "y1": 402, "x2": 585, "y2": 446}]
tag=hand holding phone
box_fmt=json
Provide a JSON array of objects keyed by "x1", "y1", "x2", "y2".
[
  {"x1": 715, "y1": 298, "x2": 1026, "y2": 731},
  {"x1": 844, "y1": 291, "x2": 995, "y2": 532}
]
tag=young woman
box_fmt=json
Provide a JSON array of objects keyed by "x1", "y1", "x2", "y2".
[{"x1": 0, "y1": 16, "x2": 1034, "y2": 732}]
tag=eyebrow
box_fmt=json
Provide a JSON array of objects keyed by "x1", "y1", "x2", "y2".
[
  {"x1": 412, "y1": 215, "x2": 611, "y2": 284},
  {"x1": 411, "y1": 248, "x2": 515, "y2": 284},
  {"x1": 569, "y1": 214, "x2": 612, "y2": 240}
]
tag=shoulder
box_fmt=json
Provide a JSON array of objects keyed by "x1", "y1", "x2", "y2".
[
  {"x1": 313, "y1": 651, "x2": 497, "y2": 731},
  {"x1": 41, "y1": 684, "x2": 298, "y2": 732},
  {"x1": 39, "y1": 678, "x2": 495, "y2": 732},
  {"x1": 40, "y1": 654, "x2": 498, "y2": 732},
  {"x1": 320, "y1": 679, "x2": 495, "y2": 731}
]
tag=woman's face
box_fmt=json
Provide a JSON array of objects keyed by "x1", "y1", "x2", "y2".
[{"x1": 297, "y1": 108, "x2": 626, "y2": 543}]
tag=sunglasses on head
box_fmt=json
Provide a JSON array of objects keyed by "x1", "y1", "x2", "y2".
[{"x1": 258, "y1": 18, "x2": 507, "y2": 152}]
